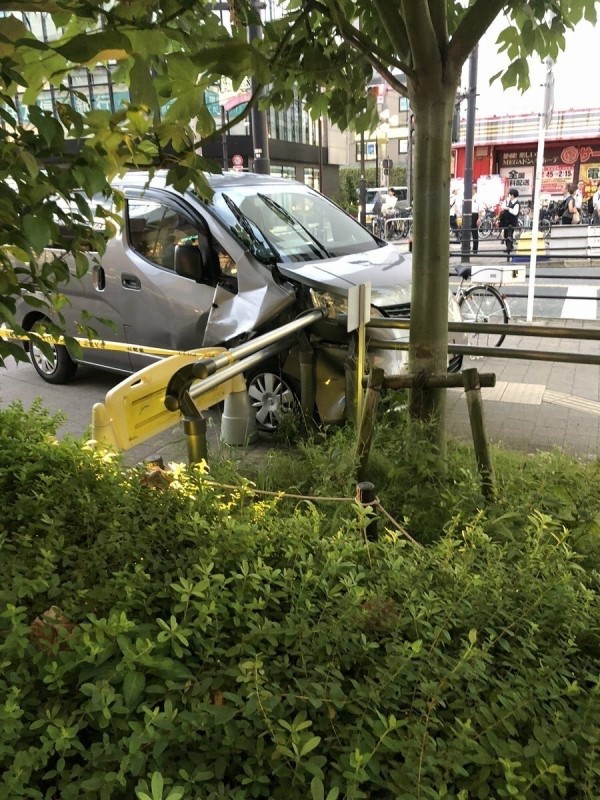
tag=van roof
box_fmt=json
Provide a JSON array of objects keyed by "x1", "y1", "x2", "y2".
[{"x1": 111, "y1": 169, "x2": 300, "y2": 193}]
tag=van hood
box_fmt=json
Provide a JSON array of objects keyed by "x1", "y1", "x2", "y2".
[{"x1": 276, "y1": 243, "x2": 412, "y2": 305}]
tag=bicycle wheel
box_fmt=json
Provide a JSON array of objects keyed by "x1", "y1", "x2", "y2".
[
  {"x1": 458, "y1": 284, "x2": 509, "y2": 348},
  {"x1": 539, "y1": 218, "x2": 551, "y2": 239},
  {"x1": 373, "y1": 217, "x2": 385, "y2": 238},
  {"x1": 513, "y1": 220, "x2": 523, "y2": 242},
  {"x1": 478, "y1": 217, "x2": 492, "y2": 238}
]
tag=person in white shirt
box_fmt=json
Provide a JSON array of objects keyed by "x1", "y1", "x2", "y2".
[
  {"x1": 592, "y1": 181, "x2": 600, "y2": 226},
  {"x1": 499, "y1": 188, "x2": 520, "y2": 253},
  {"x1": 449, "y1": 188, "x2": 459, "y2": 240},
  {"x1": 470, "y1": 186, "x2": 481, "y2": 254},
  {"x1": 382, "y1": 188, "x2": 398, "y2": 217},
  {"x1": 574, "y1": 180, "x2": 585, "y2": 211}
]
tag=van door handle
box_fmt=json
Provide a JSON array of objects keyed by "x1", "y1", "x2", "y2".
[{"x1": 121, "y1": 273, "x2": 141, "y2": 290}]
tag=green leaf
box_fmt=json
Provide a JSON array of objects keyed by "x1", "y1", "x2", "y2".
[
  {"x1": 54, "y1": 31, "x2": 132, "y2": 64},
  {"x1": 300, "y1": 736, "x2": 321, "y2": 757},
  {"x1": 311, "y1": 776, "x2": 325, "y2": 800},
  {"x1": 150, "y1": 772, "x2": 164, "y2": 800},
  {"x1": 468, "y1": 628, "x2": 477, "y2": 645},
  {"x1": 123, "y1": 671, "x2": 146, "y2": 708},
  {"x1": 22, "y1": 214, "x2": 51, "y2": 253},
  {"x1": 129, "y1": 55, "x2": 159, "y2": 117}
]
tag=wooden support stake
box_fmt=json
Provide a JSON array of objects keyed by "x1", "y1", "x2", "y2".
[
  {"x1": 299, "y1": 342, "x2": 317, "y2": 431},
  {"x1": 380, "y1": 372, "x2": 496, "y2": 391},
  {"x1": 356, "y1": 481, "x2": 378, "y2": 541},
  {"x1": 462, "y1": 368, "x2": 495, "y2": 500},
  {"x1": 355, "y1": 367, "x2": 384, "y2": 483}
]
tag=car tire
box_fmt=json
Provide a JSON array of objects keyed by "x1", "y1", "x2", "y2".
[
  {"x1": 246, "y1": 361, "x2": 300, "y2": 432},
  {"x1": 29, "y1": 333, "x2": 78, "y2": 384}
]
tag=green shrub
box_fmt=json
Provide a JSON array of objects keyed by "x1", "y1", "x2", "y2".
[{"x1": 1, "y1": 401, "x2": 599, "y2": 799}]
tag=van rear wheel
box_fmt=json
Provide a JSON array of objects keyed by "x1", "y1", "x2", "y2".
[
  {"x1": 29, "y1": 333, "x2": 78, "y2": 384},
  {"x1": 246, "y1": 362, "x2": 299, "y2": 432}
]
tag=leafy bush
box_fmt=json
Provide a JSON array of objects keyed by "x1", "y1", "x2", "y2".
[{"x1": 1, "y1": 401, "x2": 599, "y2": 799}]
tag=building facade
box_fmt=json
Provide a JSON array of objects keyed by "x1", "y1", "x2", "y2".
[
  {"x1": 3, "y1": 10, "x2": 346, "y2": 197},
  {"x1": 452, "y1": 108, "x2": 600, "y2": 201}
]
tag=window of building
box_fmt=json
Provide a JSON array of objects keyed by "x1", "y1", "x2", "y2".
[
  {"x1": 304, "y1": 168, "x2": 320, "y2": 191},
  {"x1": 399, "y1": 97, "x2": 409, "y2": 112},
  {"x1": 398, "y1": 139, "x2": 408, "y2": 154},
  {"x1": 355, "y1": 140, "x2": 377, "y2": 161},
  {"x1": 270, "y1": 166, "x2": 296, "y2": 180}
]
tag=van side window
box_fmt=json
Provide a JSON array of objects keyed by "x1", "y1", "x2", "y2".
[
  {"x1": 127, "y1": 199, "x2": 237, "y2": 291},
  {"x1": 127, "y1": 200, "x2": 199, "y2": 270}
]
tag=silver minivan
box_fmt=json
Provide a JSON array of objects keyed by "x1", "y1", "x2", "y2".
[{"x1": 16, "y1": 171, "x2": 463, "y2": 428}]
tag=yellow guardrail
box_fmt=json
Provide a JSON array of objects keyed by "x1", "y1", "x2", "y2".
[{"x1": 90, "y1": 348, "x2": 247, "y2": 452}]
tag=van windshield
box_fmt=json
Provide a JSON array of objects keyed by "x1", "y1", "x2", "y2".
[{"x1": 210, "y1": 184, "x2": 380, "y2": 263}]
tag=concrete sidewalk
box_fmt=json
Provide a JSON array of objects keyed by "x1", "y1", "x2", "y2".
[{"x1": 446, "y1": 318, "x2": 600, "y2": 460}]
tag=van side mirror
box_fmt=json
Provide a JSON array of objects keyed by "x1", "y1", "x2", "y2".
[{"x1": 174, "y1": 244, "x2": 206, "y2": 282}]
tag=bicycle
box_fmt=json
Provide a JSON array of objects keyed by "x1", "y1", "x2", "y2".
[
  {"x1": 478, "y1": 208, "x2": 501, "y2": 239},
  {"x1": 454, "y1": 264, "x2": 510, "y2": 348},
  {"x1": 373, "y1": 211, "x2": 413, "y2": 240}
]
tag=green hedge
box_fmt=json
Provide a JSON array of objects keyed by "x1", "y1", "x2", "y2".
[{"x1": 1, "y1": 401, "x2": 599, "y2": 799}]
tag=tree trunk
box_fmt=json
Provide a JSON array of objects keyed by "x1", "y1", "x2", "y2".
[{"x1": 407, "y1": 81, "x2": 457, "y2": 455}]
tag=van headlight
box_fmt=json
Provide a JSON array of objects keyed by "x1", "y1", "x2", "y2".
[{"x1": 310, "y1": 289, "x2": 348, "y2": 319}]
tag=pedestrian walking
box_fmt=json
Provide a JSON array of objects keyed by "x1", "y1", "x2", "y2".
[
  {"x1": 449, "y1": 188, "x2": 459, "y2": 240},
  {"x1": 560, "y1": 183, "x2": 578, "y2": 225},
  {"x1": 498, "y1": 188, "x2": 520, "y2": 253},
  {"x1": 471, "y1": 185, "x2": 481, "y2": 254},
  {"x1": 592, "y1": 181, "x2": 600, "y2": 226},
  {"x1": 574, "y1": 179, "x2": 585, "y2": 211}
]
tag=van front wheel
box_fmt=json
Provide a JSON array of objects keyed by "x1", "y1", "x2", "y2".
[{"x1": 246, "y1": 363, "x2": 299, "y2": 432}]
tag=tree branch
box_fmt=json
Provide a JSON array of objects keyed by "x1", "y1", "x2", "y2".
[
  {"x1": 447, "y1": 0, "x2": 507, "y2": 72},
  {"x1": 370, "y1": 0, "x2": 412, "y2": 67},
  {"x1": 307, "y1": 0, "x2": 412, "y2": 78},
  {"x1": 400, "y1": 0, "x2": 440, "y2": 74},
  {"x1": 427, "y1": 0, "x2": 448, "y2": 55}
]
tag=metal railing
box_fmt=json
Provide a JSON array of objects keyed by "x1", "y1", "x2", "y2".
[{"x1": 366, "y1": 317, "x2": 600, "y2": 366}]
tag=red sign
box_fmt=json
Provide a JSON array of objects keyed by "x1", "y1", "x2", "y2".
[{"x1": 231, "y1": 154, "x2": 244, "y2": 170}]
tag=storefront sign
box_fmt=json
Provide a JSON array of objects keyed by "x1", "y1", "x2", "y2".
[
  {"x1": 500, "y1": 167, "x2": 534, "y2": 197},
  {"x1": 500, "y1": 150, "x2": 536, "y2": 167},
  {"x1": 541, "y1": 164, "x2": 575, "y2": 194}
]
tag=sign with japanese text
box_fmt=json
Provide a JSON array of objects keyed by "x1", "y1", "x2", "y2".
[
  {"x1": 541, "y1": 164, "x2": 575, "y2": 194},
  {"x1": 499, "y1": 167, "x2": 534, "y2": 197},
  {"x1": 499, "y1": 150, "x2": 536, "y2": 167}
]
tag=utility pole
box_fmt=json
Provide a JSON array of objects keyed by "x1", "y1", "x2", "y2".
[
  {"x1": 460, "y1": 45, "x2": 478, "y2": 262},
  {"x1": 248, "y1": 0, "x2": 270, "y2": 174},
  {"x1": 359, "y1": 131, "x2": 367, "y2": 226}
]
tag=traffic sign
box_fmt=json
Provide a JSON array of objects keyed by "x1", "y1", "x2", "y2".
[{"x1": 232, "y1": 154, "x2": 243, "y2": 166}]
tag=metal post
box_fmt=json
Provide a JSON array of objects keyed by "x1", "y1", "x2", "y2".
[
  {"x1": 318, "y1": 116, "x2": 324, "y2": 192},
  {"x1": 461, "y1": 45, "x2": 478, "y2": 262},
  {"x1": 526, "y1": 58, "x2": 554, "y2": 322},
  {"x1": 407, "y1": 112, "x2": 413, "y2": 207},
  {"x1": 183, "y1": 415, "x2": 208, "y2": 465},
  {"x1": 249, "y1": 0, "x2": 270, "y2": 174},
  {"x1": 359, "y1": 131, "x2": 367, "y2": 226},
  {"x1": 221, "y1": 105, "x2": 228, "y2": 170}
]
